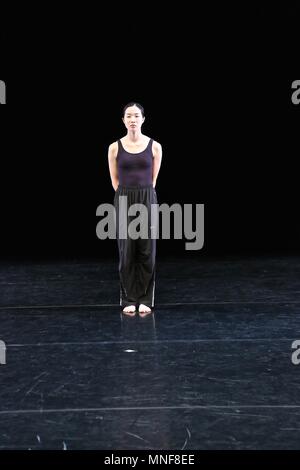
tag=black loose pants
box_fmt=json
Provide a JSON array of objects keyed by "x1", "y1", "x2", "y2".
[{"x1": 114, "y1": 185, "x2": 158, "y2": 308}]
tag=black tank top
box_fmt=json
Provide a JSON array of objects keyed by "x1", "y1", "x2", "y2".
[{"x1": 117, "y1": 138, "x2": 153, "y2": 187}]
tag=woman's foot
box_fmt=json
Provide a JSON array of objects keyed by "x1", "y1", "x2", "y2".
[
  {"x1": 138, "y1": 304, "x2": 152, "y2": 314},
  {"x1": 122, "y1": 305, "x2": 136, "y2": 316}
]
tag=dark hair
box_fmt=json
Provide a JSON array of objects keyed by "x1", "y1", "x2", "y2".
[{"x1": 123, "y1": 102, "x2": 145, "y2": 117}]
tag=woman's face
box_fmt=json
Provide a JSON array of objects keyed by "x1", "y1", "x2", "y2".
[{"x1": 123, "y1": 105, "x2": 145, "y2": 131}]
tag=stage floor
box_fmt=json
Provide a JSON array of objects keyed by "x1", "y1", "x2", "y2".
[{"x1": 0, "y1": 255, "x2": 300, "y2": 450}]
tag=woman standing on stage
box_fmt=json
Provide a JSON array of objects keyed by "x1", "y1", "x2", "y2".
[{"x1": 108, "y1": 102, "x2": 162, "y2": 315}]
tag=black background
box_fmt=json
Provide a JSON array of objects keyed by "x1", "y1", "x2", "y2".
[{"x1": 1, "y1": 5, "x2": 299, "y2": 261}]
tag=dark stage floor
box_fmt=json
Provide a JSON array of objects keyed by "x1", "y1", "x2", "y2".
[{"x1": 0, "y1": 255, "x2": 300, "y2": 450}]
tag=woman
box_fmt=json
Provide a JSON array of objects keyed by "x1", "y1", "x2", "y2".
[{"x1": 108, "y1": 102, "x2": 162, "y2": 315}]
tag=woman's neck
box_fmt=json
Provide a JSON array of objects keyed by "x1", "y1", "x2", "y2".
[{"x1": 126, "y1": 130, "x2": 144, "y2": 143}]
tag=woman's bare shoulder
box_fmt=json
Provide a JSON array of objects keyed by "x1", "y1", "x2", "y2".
[
  {"x1": 152, "y1": 139, "x2": 162, "y2": 154},
  {"x1": 108, "y1": 141, "x2": 118, "y2": 157}
]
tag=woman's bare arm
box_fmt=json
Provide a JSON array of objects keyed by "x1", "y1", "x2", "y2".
[
  {"x1": 108, "y1": 142, "x2": 119, "y2": 191},
  {"x1": 152, "y1": 140, "x2": 162, "y2": 188}
]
